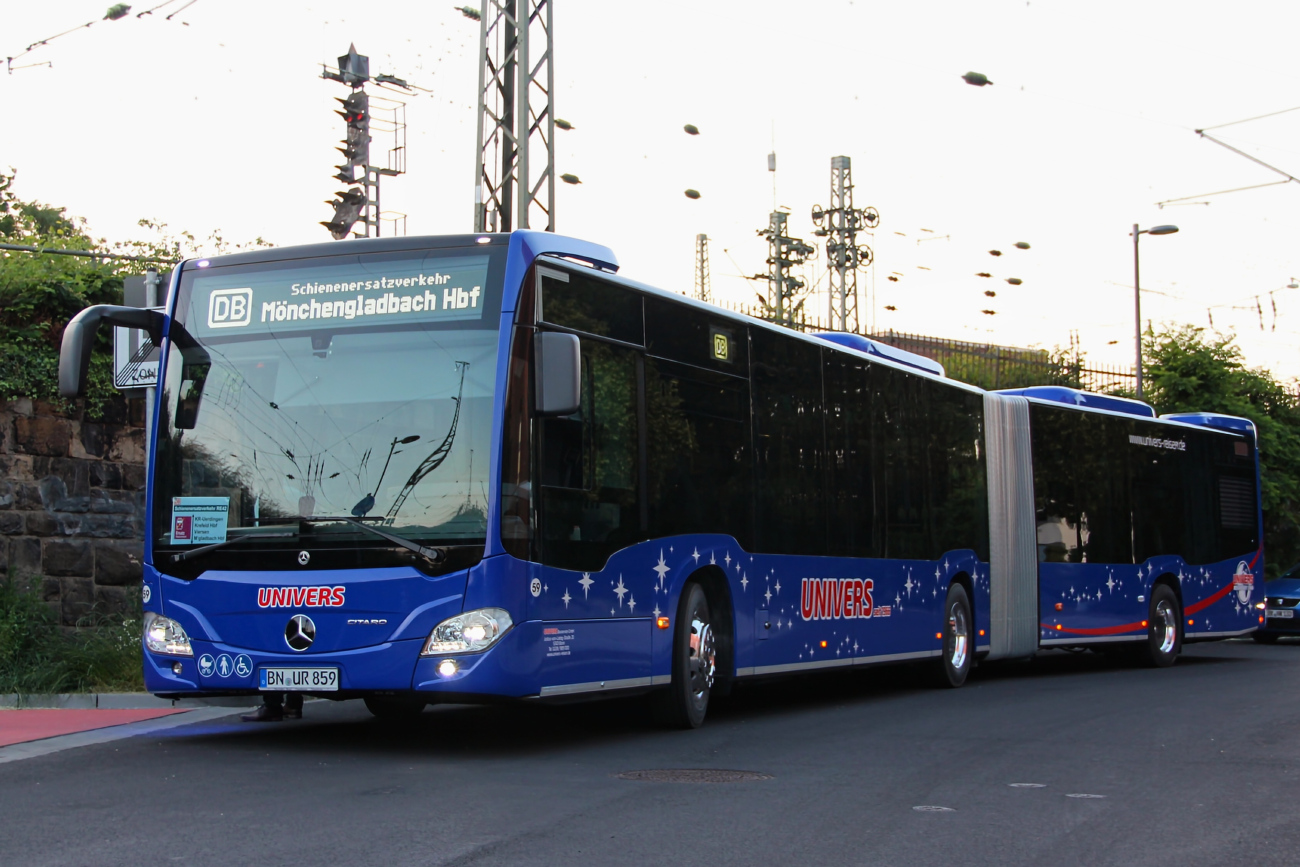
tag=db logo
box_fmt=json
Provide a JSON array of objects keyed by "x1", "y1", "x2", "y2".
[{"x1": 207, "y1": 288, "x2": 253, "y2": 328}]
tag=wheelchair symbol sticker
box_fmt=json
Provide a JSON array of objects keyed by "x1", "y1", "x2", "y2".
[{"x1": 234, "y1": 655, "x2": 253, "y2": 678}]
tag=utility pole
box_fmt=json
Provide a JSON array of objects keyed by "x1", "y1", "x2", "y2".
[
  {"x1": 694, "y1": 233, "x2": 711, "y2": 302},
  {"x1": 811, "y1": 156, "x2": 879, "y2": 333},
  {"x1": 754, "y1": 211, "x2": 816, "y2": 328},
  {"x1": 474, "y1": 0, "x2": 556, "y2": 232}
]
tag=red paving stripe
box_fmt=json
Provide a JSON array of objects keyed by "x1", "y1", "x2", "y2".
[{"x1": 0, "y1": 708, "x2": 189, "y2": 747}]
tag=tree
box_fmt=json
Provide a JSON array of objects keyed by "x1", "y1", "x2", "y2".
[
  {"x1": 0, "y1": 170, "x2": 270, "y2": 418},
  {"x1": 1143, "y1": 325, "x2": 1300, "y2": 577}
]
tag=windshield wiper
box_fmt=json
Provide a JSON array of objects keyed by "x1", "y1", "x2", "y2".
[
  {"x1": 170, "y1": 531, "x2": 295, "y2": 564},
  {"x1": 299, "y1": 516, "x2": 447, "y2": 566}
]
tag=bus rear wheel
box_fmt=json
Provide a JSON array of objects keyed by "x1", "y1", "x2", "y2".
[
  {"x1": 1143, "y1": 584, "x2": 1182, "y2": 668},
  {"x1": 935, "y1": 583, "x2": 973, "y2": 688},
  {"x1": 652, "y1": 582, "x2": 716, "y2": 729}
]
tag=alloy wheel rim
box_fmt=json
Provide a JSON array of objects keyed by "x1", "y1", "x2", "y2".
[
  {"x1": 1156, "y1": 599, "x2": 1177, "y2": 654},
  {"x1": 948, "y1": 603, "x2": 969, "y2": 670},
  {"x1": 688, "y1": 613, "x2": 716, "y2": 700}
]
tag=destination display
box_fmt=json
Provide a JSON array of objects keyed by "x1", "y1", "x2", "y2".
[{"x1": 185, "y1": 253, "x2": 492, "y2": 339}]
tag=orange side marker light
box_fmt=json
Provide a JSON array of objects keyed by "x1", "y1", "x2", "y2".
[
  {"x1": 979, "y1": 629, "x2": 985, "y2": 636},
  {"x1": 820, "y1": 640, "x2": 828, "y2": 648},
  {"x1": 1141, "y1": 620, "x2": 1148, "y2": 627},
  {"x1": 935, "y1": 632, "x2": 943, "y2": 639},
  {"x1": 1055, "y1": 602, "x2": 1063, "y2": 611},
  {"x1": 1187, "y1": 619, "x2": 1194, "y2": 626},
  {"x1": 656, "y1": 617, "x2": 670, "y2": 630},
  {"x1": 1260, "y1": 615, "x2": 1265, "y2": 623},
  {"x1": 1054, "y1": 624, "x2": 1062, "y2": 631}
]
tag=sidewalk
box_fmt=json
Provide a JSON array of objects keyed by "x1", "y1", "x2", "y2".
[
  {"x1": 0, "y1": 708, "x2": 189, "y2": 747},
  {"x1": 0, "y1": 694, "x2": 259, "y2": 750}
]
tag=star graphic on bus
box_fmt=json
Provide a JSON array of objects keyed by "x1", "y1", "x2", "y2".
[
  {"x1": 653, "y1": 604, "x2": 661, "y2": 618},
  {"x1": 628, "y1": 595, "x2": 636, "y2": 613},
  {"x1": 904, "y1": 573, "x2": 915, "y2": 597},
  {"x1": 653, "y1": 551, "x2": 671, "y2": 588},
  {"x1": 741, "y1": 573, "x2": 749, "y2": 591},
  {"x1": 561, "y1": 589, "x2": 572, "y2": 608},
  {"x1": 724, "y1": 552, "x2": 731, "y2": 567},
  {"x1": 613, "y1": 575, "x2": 629, "y2": 606},
  {"x1": 692, "y1": 548, "x2": 700, "y2": 563},
  {"x1": 764, "y1": 586, "x2": 773, "y2": 605},
  {"x1": 774, "y1": 579, "x2": 781, "y2": 595},
  {"x1": 578, "y1": 573, "x2": 594, "y2": 598}
]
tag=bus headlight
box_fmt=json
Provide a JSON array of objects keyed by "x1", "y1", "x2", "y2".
[
  {"x1": 143, "y1": 612, "x2": 193, "y2": 657},
  {"x1": 421, "y1": 608, "x2": 512, "y2": 655}
]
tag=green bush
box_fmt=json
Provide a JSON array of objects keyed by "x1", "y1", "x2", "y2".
[{"x1": 0, "y1": 576, "x2": 143, "y2": 694}]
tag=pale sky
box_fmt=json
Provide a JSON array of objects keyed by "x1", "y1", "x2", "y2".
[{"x1": 5, "y1": 1, "x2": 1300, "y2": 379}]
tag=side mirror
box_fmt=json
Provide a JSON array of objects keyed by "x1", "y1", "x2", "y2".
[
  {"x1": 534, "y1": 331, "x2": 581, "y2": 416},
  {"x1": 59, "y1": 305, "x2": 166, "y2": 397}
]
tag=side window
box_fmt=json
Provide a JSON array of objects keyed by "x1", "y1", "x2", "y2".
[
  {"x1": 872, "y1": 365, "x2": 930, "y2": 559},
  {"x1": 538, "y1": 268, "x2": 643, "y2": 345},
  {"x1": 1030, "y1": 404, "x2": 1084, "y2": 563},
  {"x1": 824, "y1": 354, "x2": 873, "y2": 557},
  {"x1": 1073, "y1": 414, "x2": 1133, "y2": 564},
  {"x1": 538, "y1": 337, "x2": 642, "y2": 571},
  {"x1": 928, "y1": 383, "x2": 989, "y2": 560},
  {"x1": 645, "y1": 358, "x2": 752, "y2": 548},
  {"x1": 751, "y1": 327, "x2": 826, "y2": 555},
  {"x1": 1129, "y1": 420, "x2": 1190, "y2": 563}
]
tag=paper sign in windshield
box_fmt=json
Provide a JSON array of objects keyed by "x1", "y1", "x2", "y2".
[{"x1": 171, "y1": 497, "x2": 230, "y2": 545}]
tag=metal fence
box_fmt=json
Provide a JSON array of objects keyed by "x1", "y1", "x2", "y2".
[
  {"x1": 867, "y1": 330, "x2": 1137, "y2": 393},
  {"x1": 703, "y1": 300, "x2": 1138, "y2": 394}
]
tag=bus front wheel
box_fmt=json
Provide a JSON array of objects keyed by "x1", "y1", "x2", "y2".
[
  {"x1": 364, "y1": 696, "x2": 427, "y2": 720},
  {"x1": 935, "y1": 583, "x2": 973, "y2": 688},
  {"x1": 652, "y1": 582, "x2": 716, "y2": 729}
]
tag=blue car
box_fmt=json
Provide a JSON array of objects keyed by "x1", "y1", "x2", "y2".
[{"x1": 1257, "y1": 564, "x2": 1300, "y2": 642}]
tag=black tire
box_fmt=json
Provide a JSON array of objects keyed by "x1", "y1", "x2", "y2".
[
  {"x1": 364, "y1": 696, "x2": 427, "y2": 720},
  {"x1": 1142, "y1": 584, "x2": 1182, "y2": 668},
  {"x1": 935, "y1": 583, "x2": 973, "y2": 688},
  {"x1": 652, "y1": 583, "x2": 716, "y2": 729},
  {"x1": 1252, "y1": 631, "x2": 1280, "y2": 645}
]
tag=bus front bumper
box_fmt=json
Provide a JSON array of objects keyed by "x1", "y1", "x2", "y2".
[{"x1": 144, "y1": 620, "x2": 546, "y2": 701}]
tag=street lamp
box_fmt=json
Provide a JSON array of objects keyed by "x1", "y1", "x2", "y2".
[{"x1": 1131, "y1": 223, "x2": 1179, "y2": 399}]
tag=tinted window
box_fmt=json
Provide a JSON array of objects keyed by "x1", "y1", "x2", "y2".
[
  {"x1": 873, "y1": 365, "x2": 931, "y2": 559},
  {"x1": 645, "y1": 295, "x2": 747, "y2": 372},
  {"x1": 539, "y1": 269, "x2": 643, "y2": 345},
  {"x1": 824, "y1": 353, "x2": 873, "y2": 557},
  {"x1": 750, "y1": 327, "x2": 826, "y2": 555},
  {"x1": 645, "y1": 358, "x2": 752, "y2": 547},
  {"x1": 538, "y1": 338, "x2": 642, "y2": 570},
  {"x1": 928, "y1": 383, "x2": 989, "y2": 560}
]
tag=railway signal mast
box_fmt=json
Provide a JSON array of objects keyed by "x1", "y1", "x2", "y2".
[
  {"x1": 321, "y1": 45, "x2": 408, "y2": 239},
  {"x1": 811, "y1": 156, "x2": 879, "y2": 333},
  {"x1": 473, "y1": 1, "x2": 556, "y2": 232}
]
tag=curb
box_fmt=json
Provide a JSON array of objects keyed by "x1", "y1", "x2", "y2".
[{"x1": 0, "y1": 693, "x2": 259, "y2": 710}]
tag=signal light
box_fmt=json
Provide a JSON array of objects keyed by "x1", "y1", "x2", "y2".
[
  {"x1": 820, "y1": 640, "x2": 828, "y2": 648},
  {"x1": 656, "y1": 617, "x2": 670, "y2": 630},
  {"x1": 336, "y1": 91, "x2": 369, "y2": 126},
  {"x1": 321, "y1": 188, "x2": 367, "y2": 240},
  {"x1": 1141, "y1": 620, "x2": 1149, "y2": 627},
  {"x1": 936, "y1": 632, "x2": 943, "y2": 639},
  {"x1": 1188, "y1": 619, "x2": 1194, "y2": 626}
]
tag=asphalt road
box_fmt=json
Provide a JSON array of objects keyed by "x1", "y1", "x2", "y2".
[{"x1": 3, "y1": 639, "x2": 1299, "y2": 866}]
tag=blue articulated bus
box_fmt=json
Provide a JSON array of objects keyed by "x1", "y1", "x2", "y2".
[{"x1": 58, "y1": 231, "x2": 1265, "y2": 727}]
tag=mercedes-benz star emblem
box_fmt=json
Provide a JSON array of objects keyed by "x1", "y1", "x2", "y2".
[
  {"x1": 285, "y1": 614, "x2": 315, "y2": 651},
  {"x1": 297, "y1": 550, "x2": 310, "y2": 566}
]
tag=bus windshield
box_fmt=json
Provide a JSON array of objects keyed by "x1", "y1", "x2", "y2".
[{"x1": 152, "y1": 245, "x2": 505, "y2": 569}]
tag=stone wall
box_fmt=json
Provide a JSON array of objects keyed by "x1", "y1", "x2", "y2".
[{"x1": 0, "y1": 397, "x2": 147, "y2": 625}]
